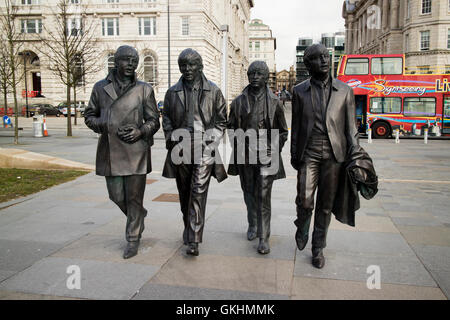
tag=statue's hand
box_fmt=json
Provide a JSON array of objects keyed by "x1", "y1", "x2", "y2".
[{"x1": 118, "y1": 125, "x2": 142, "y2": 143}]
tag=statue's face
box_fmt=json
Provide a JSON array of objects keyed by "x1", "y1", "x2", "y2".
[
  {"x1": 115, "y1": 49, "x2": 139, "y2": 78},
  {"x1": 179, "y1": 58, "x2": 202, "y2": 82},
  {"x1": 305, "y1": 46, "x2": 330, "y2": 76},
  {"x1": 247, "y1": 68, "x2": 267, "y2": 89}
]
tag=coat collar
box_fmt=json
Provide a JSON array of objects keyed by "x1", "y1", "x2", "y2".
[
  {"x1": 302, "y1": 78, "x2": 339, "y2": 92},
  {"x1": 240, "y1": 85, "x2": 278, "y2": 126},
  {"x1": 173, "y1": 73, "x2": 212, "y2": 92},
  {"x1": 103, "y1": 69, "x2": 137, "y2": 100}
]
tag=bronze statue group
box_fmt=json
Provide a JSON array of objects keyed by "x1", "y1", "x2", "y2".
[{"x1": 84, "y1": 44, "x2": 377, "y2": 269}]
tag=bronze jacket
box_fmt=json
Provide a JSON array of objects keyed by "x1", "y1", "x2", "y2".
[
  {"x1": 162, "y1": 75, "x2": 228, "y2": 182},
  {"x1": 291, "y1": 78, "x2": 359, "y2": 164},
  {"x1": 84, "y1": 72, "x2": 160, "y2": 176},
  {"x1": 227, "y1": 86, "x2": 289, "y2": 180}
]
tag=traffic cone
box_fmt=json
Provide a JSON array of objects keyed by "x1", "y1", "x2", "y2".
[{"x1": 43, "y1": 117, "x2": 48, "y2": 137}]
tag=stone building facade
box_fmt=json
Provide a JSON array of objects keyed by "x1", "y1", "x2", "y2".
[
  {"x1": 3, "y1": 0, "x2": 253, "y2": 107},
  {"x1": 276, "y1": 66, "x2": 295, "y2": 93},
  {"x1": 248, "y1": 18, "x2": 276, "y2": 91},
  {"x1": 342, "y1": 0, "x2": 450, "y2": 73}
]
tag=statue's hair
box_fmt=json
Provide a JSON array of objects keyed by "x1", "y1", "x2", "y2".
[
  {"x1": 114, "y1": 45, "x2": 139, "y2": 63},
  {"x1": 178, "y1": 48, "x2": 203, "y2": 67},
  {"x1": 303, "y1": 43, "x2": 328, "y2": 63},
  {"x1": 247, "y1": 61, "x2": 270, "y2": 79}
]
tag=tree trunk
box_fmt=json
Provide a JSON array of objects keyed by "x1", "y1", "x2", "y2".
[
  {"x1": 66, "y1": 83, "x2": 72, "y2": 136},
  {"x1": 73, "y1": 85, "x2": 77, "y2": 126},
  {"x1": 2, "y1": 86, "x2": 7, "y2": 117}
]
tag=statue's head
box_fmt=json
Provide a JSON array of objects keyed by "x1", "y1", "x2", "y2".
[
  {"x1": 304, "y1": 44, "x2": 330, "y2": 78},
  {"x1": 247, "y1": 61, "x2": 269, "y2": 90},
  {"x1": 178, "y1": 48, "x2": 203, "y2": 82},
  {"x1": 114, "y1": 45, "x2": 139, "y2": 78}
]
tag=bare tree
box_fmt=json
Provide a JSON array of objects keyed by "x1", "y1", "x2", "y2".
[
  {"x1": 34, "y1": 0, "x2": 99, "y2": 136},
  {"x1": 0, "y1": 0, "x2": 24, "y2": 144}
]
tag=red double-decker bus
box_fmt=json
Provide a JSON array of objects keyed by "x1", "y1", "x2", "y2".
[{"x1": 337, "y1": 54, "x2": 450, "y2": 138}]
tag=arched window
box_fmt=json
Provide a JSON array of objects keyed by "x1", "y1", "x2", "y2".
[
  {"x1": 143, "y1": 54, "x2": 157, "y2": 86},
  {"x1": 106, "y1": 53, "x2": 115, "y2": 74}
]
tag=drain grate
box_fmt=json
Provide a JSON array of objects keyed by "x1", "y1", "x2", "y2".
[{"x1": 152, "y1": 193, "x2": 179, "y2": 202}]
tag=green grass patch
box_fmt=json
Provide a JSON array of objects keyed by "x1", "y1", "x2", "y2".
[{"x1": 0, "y1": 168, "x2": 88, "y2": 203}]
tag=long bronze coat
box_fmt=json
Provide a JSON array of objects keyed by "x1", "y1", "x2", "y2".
[
  {"x1": 227, "y1": 86, "x2": 289, "y2": 180},
  {"x1": 84, "y1": 72, "x2": 161, "y2": 176},
  {"x1": 291, "y1": 78, "x2": 359, "y2": 164},
  {"x1": 161, "y1": 75, "x2": 228, "y2": 182}
]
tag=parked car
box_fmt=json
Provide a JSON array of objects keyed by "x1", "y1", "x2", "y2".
[
  {"x1": 36, "y1": 104, "x2": 62, "y2": 117},
  {"x1": 57, "y1": 101, "x2": 86, "y2": 117}
]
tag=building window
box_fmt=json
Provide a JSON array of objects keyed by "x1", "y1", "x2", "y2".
[
  {"x1": 181, "y1": 17, "x2": 189, "y2": 36},
  {"x1": 420, "y1": 30, "x2": 430, "y2": 50},
  {"x1": 21, "y1": 0, "x2": 39, "y2": 4},
  {"x1": 106, "y1": 53, "x2": 115, "y2": 73},
  {"x1": 421, "y1": 0, "x2": 432, "y2": 14},
  {"x1": 143, "y1": 54, "x2": 158, "y2": 86},
  {"x1": 138, "y1": 17, "x2": 156, "y2": 35},
  {"x1": 73, "y1": 54, "x2": 84, "y2": 87},
  {"x1": 102, "y1": 18, "x2": 119, "y2": 36},
  {"x1": 106, "y1": 0, "x2": 119, "y2": 3},
  {"x1": 21, "y1": 19, "x2": 42, "y2": 34},
  {"x1": 448, "y1": 29, "x2": 450, "y2": 49},
  {"x1": 71, "y1": 0, "x2": 80, "y2": 4},
  {"x1": 255, "y1": 41, "x2": 260, "y2": 51},
  {"x1": 67, "y1": 17, "x2": 82, "y2": 36}
]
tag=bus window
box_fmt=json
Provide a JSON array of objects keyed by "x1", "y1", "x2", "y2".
[
  {"x1": 345, "y1": 58, "x2": 369, "y2": 75},
  {"x1": 371, "y1": 57, "x2": 403, "y2": 75},
  {"x1": 404, "y1": 97, "x2": 436, "y2": 117},
  {"x1": 370, "y1": 97, "x2": 402, "y2": 114}
]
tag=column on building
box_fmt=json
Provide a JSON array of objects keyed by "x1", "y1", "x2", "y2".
[
  {"x1": 390, "y1": 0, "x2": 399, "y2": 29},
  {"x1": 362, "y1": 12, "x2": 367, "y2": 49},
  {"x1": 346, "y1": 18, "x2": 354, "y2": 54},
  {"x1": 382, "y1": 0, "x2": 389, "y2": 31}
]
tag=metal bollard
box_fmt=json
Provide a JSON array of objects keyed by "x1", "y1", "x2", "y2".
[
  {"x1": 424, "y1": 128, "x2": 428, "y2": 144},
  {"x1": 368, "y1": 128, "x2": 372, "y2": 144},
  {"x1": 395, "y1": 129, "x2": 400, "y2": 144}
]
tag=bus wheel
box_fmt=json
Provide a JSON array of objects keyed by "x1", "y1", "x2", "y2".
[{"x1": 372, "y1": 122, "x2": 390, "y2": 139}]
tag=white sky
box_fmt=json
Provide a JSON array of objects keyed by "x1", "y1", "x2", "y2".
[{"x1": 250, "y1": 0, "x2": 346, "y2": 71}]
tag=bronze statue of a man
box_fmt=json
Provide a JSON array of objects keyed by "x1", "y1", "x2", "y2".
[
  {"x1": 162, "y1": 48, "x2": 227, "y2": 256},
  {"x1": 228, "y1": 61, "x2": 288, "y2": 254},
  {"x1": 84, "y1": 45, "x2": 161, "y2": 259},
  {"x1": 291, "y1": 44, "x2": 359, "y2": 268}
]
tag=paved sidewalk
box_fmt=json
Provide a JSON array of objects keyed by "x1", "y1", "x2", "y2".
[{"x1": 0, "y1": 118, "x2": 449, "y2": 299}]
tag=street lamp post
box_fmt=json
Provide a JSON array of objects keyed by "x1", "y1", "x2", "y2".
[{"x1": 167, "y1": 0, "x2": 171, "y2": 88}]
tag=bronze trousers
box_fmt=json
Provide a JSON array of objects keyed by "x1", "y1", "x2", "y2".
[
  {"x1": 105, "y1": 175, "x2": 147, "y2": 243},
  {"x1": 175, "y1": 160, "x2": 214, "y2": 244},
  {"x1": 295, "y1": 138, "x2": 341, "y2": 249},
  {"x1": 238, "y1": 164, "x2": 275, "y2": 240}
]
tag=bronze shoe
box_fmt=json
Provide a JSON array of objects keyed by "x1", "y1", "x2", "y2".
[
  {"x1": 257, "y1": 238, "x2": 270, "y2": 254},
  {"x1": 312, "y1": 248, "x2": 325, "y2": 269},
  {"x1": 186, "y1": 242, "x2": 199, "y2": 256},
  {"x1": 247, "y1": 226, "x2": 257, "y2": 241},
  {"x1": 123, "y1": 241, "x2": 140, "y2": 259},
  {"x1": 295, "y1": 228, "x2": 308, "y2": 251}
]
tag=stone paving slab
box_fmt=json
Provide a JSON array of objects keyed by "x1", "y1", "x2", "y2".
[
  {"x1": 291, "y1": 277, "x2": 446, "y2": 300},
  {"x1": 294, "y1": 249, "x2": 437, "y2": 287},
  {"x1": 0, "y1": 290, "x2": 83, "y2": 300},
  {"x1": 411, "y1": 245, "x2": 450, "y2": 273},
  {"x1": 51, "y1": 234, "x2": 181, "y2": 267},
  {"x1": 0, "y1": 239, "x2": 62, "y2": 273},
  {"x1": 197, "y1": 231, "x2": 296, "y2": 261},
  {"x1": 150, "y1": 253, "x2": 294, "y2": 296},
  {"x1": 133, "y1": 283, "x2": 289, "y2": 300},
  {"x1": 396, "y1": 226, "x2": 450, "y2": 247},
  {"x1": 0, "y1": 257, "x2": 159, "y2": 300}
]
